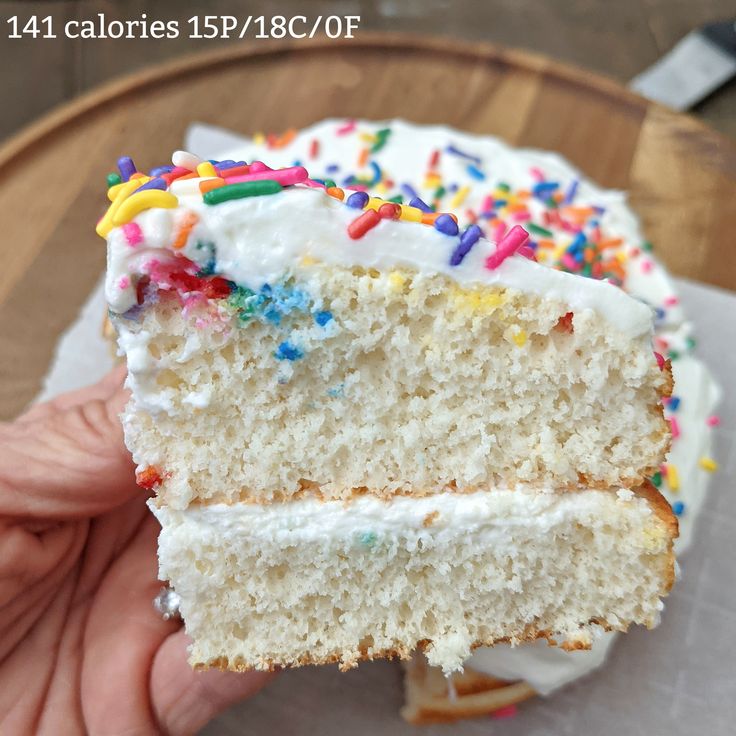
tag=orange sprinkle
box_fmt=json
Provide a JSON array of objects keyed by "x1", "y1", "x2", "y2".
[
  {"x1": 326, "y1": 186, "x2": 345, "y2": 200},
  {"x1": 421, "y1": 212, "x2": 457, "y2": 226},
  {"x1": 172, "y1": 212, "x2": 199, "y2": 250},
  {"x1": 598, "y1": 237, "x2": 624, "y2": 250},
  {"x1": 275, "y1": 128, "x2": 297, "y2": 148},
  {"x1": 584, "y1": 247, "x2": 596, "y2": 264},
  {"x1": 199, "y1": 178, "x2": 225, "y2": 194},
  {"x1": 538, "y1": 239, "x2": 555, "y2": 249},
  {"x1": 357, "y1": 147, "x2": 370, "y2": 168}
]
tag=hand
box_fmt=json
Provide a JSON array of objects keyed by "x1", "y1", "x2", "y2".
[{"x1": 0, "y1": 367, "x2": 273, "y2": 734}]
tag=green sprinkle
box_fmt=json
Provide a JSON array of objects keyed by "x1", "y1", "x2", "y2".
[
  {"x1": 651, "y1": 471, "x2": 662, "y2": 488},
  {"x1": 388, "y1": 195, "x2": 403, "y2": 204},
  {"x1": 370, "y1": 128, "x2": 391, "y2": 153},
  {"x1": 204, "y1": 180, "x2": 282, "y2": 205},
  {"x1": 685, "y1": 337, "x2": 696, "y2": 350},
  {"x1": 527, "y1": 223, "x2": 553, "y2": 238},
  {"x1": 107, "y1": 172, "x2": 122, "y2": 188},
  {"x1": 322, "y1": 178, "x2": 336, "y2": 189},
  {"x1": 668, "y1": 350, "x2": 680, "y2": 361},
  {"x1": 545, "y1": 197, "x2": 558, "y2": 209},
  {"x1": 433, "y1": 186, "x2": 446, "y2": 200},
  {"x1": 582, "y1": 264, "x2": 592, "y2": 277},
  {"x1": 497, "y1": 182, "x2": 511, "y2": 192},
  {"x1": 642, "y1": 241, "x2": 654, "y2": 252}
]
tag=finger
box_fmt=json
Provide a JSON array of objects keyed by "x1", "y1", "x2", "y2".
[
  {"x1": 0, "y1": 382, "x2": 138, "y2": 520},
  {"x1": 150, "y1": 630, "x2": 276, "y2": 736},
  {"x1": 17, "y1": 365, "x2": 127, "y2": 425}
]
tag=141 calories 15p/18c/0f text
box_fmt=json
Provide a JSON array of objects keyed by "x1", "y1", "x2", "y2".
[{"x1": 6, "y1": 14, "x2": 361, "y2": 40}]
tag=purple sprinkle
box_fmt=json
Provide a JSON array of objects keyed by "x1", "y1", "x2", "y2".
[
  {"x1": 214, "y1": 160, "x2": 241, "y2": 170},
  {"x1": 135, "y1": 177, "x2": 167, "y2": 192},
  {"x1": 326, "y1": 163, "x2": 340, "y2": 174},
  {"x1": 449, "y1": 224, "x2": 482, "y2": 266},
  {"x1": 409, "y1": 196, "x2": 432, "y2": 213},
  {"x1": 434, "y1": 214, "x2": 459, "y2": 236},
  {"x1": 401, "y1": 183, "x2": 418, "y2": 200},
  {"x1": 346, "y1": 191, "x2": 370, "y2": 209},
  {"x1": 118, "y1": 156, "x2": 137, "y2": 182},
  {"x1": 593, "y1": 205, "x2": 606, "y2": 215},
  {"x1": 149, "y1": 165, "x2": 174, "y2": 177},
  {"x1": 445, "y1": 144, "x2": 482, "y2": 165},
  {"x1": 563, "y1": 179, "x2": 579, "y2": 204}
]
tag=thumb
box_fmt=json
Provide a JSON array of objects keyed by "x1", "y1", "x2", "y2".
[
  {"x1": 150, "y1": 630, "x2": 276, "y2": 735},
  {"x1": 0, "y1": 366, "x2": 138, "y2": 519}
]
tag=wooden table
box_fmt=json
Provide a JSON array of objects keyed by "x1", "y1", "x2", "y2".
[{"x1": 1, "y1": 34, "x2": 735, "y2": 419}]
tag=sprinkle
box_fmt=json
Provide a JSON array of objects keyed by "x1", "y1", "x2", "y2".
[
  {"x1": 346, "y1": 191, "x2": 370, "y2": 209},
  {"x1": 149, "y1": 165, "x2": 174, "y2": 177},
  {"x1": 491, "y1": 704, "x2": 518, "y2": 720},
  {"x1": 199, "y1": 178, "x2": 226, "y2": 194},
  {"x1": 336, "y1": 119, "x2": 357, "y2": 135},
  {"x1": 250, "y1": 161, "x2": 273, "y2": 173},
  {"x1": 669, "y1": 417, "x2": 681, "y2": 439},
  {"x1": 225, "y1": 165, "x2": 307, "y2": 187},
  {"x1": 117, "y1": 156, "x2": 137, "y2": 182},
  {"x1": 309, "y1": 138, "x2": 320, "y2": 159},
  {"x1": 668, "y1": 396, "x2": 681, "y2": 411},
  {"x1": 203, "y1": 180, "x2": 282, "y2": 205},
  {"x1": 326, "y1": 186, "x2": 345, "y2": 200},
  {"x1": 409, "y1": 196, "x2": 433, "y2": 213},
  {"x1": 107, "y1": 172, "x2": 122, "y2": 188},
  {"x1": 654, "y1": 352, "x2": 665, "y2": 370},
  {"x1": 399, "y1": 204, "x2": 423, "y2": 222},
  {"x1": 699, "y1": 457, "x2": 718, "y2": 472},
  {"x1": 274, "y1": 341, "x2": 303, "y2": 361},
  {"x1": 450, "y1": 224, "x2": 482, "y2": 266},
  {"x1": 706, "y1": 415, "x2": 721, "y2": 427},
  {"x1": 314, "y1": 311, "x2": 333, "y2": 326},
  {"x1": 357, "y1": 148, "x2": 370, "y2": 168},
  {"x1": 172, "y1": 150, "x2": 202, "y2": 171},
  {"x1": 435, "y1": 213, "x2": 460, "y2": 236},
  {"x1": 112, "y1": 190, "x2": 178, "y2": 227},
  {"x1": 118, "y1": 276, "x2": 130, "y2": 289},
  {"x1": 401, "y1": 183, "x2": 418, "y2": 200},
  {"x1": 371, "y1": 128, "x2": 391, "y2": 153},
  {"x1": 449, "y1": 185, "x2": 471, "y2": 209},
  {"x1": 672, "y1": 501, "x2": 685, "y2": 516},
  {"x1": 135, "y1": 177, "x2": 168, "y2": 192},
  {"x1": 563, "y1": 179, "x2": 579, "y2": 204},
  {"x1": 428, "y1": 149, "x2": 441, "y2": 169},
  {"x1": 650, "y1": 471, "x2": 662, "y2": 488},
  {"x1": 666, "y1": 464, "x2": 680, "y2": 491},
  {"x1": 485, "y1": 225, "x2": 529, "y2": 270},
  {"x1": 512, "y1": 329, "x2": 527, "y2": 347},
  {"x1": 136, "y1": 466, "x2": 164, "y2": 490},
  {"x1": 445, "y1": 144, "x2": 481, "y2": 165},
  {"x1": 172, "y1": 212, "x2": 199, "y2": 250},
  {"x1": 369, "y1": 160, "x2": 382, "y2": 185},
  {"x1": 348, "y1": 209, "x2": 381, "y2": 239},
  {"x1": 378, "y1": 203, "x2": 401, "y2": 220},
  {"x1": 97, "y1": 178, "x2": 144, "y2": 236},
  {"x1": 122, "y1": 222, "x2": 143, "y2": 246},
  {"x1": 663, "y1": 295, "x2": 679, "y2": 306},
  {"x1": 641, "y1": 259, "x2": 653, "y2": 273},
  {"x1": 527, "y1": 223, "x2": 553, "y2": 238},
  {"x1": 466, "y1": 164, "x2": 485, "y2": 180},
  {"x1": 196, "y1": 161, "x2": 217, "y2": 178}
]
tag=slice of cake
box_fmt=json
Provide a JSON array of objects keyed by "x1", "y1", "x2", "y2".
[{"x1": 103, "y1": 152, "x2": 676, "y2": 674}]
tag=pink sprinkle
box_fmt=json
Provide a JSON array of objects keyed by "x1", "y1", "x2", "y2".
[
  {"x1": 249, "y1": 161, "x2": 273, "y2": 173},
  {"x1": 641, "y1": 259, "x2": 653, "y2": 273},
  {"x1": 226, "y1": 166, "x2": 307, "y2": 186},
  {"x1": 561, "y1": 253, "x2": 578, "y2": 270},
  {"x1": 122, "y1": 222, "x2": 143, "y2": 246},
  {"x1": 303, "y1": 178, "x2": 327, "y2": 190},
  {"x1": 493, "y1": 221, "x2": 507, "y2": 241},
  {"x1": 466, "y1": 208, "x2": 478, "y2": 223},
  {"x1": 706, "y1": 415, "x2": 721, "y2": 427},
  {"x1": 517, "y1": 245, "x2": 537, "y2": 260},
  {"x1": 336, "y1": 119, "x2": 357, "y2": 136},
  {"x1": 485, "y1": 225, "x2": 529, "y2": 270},
  {"x1": 529, "y1": 167, "x2": 545, "y2": 182},
  {"x1": 670, "y1": 417, "x2": 681, "y2": 439},
  {"x1": 491, "y1": 704, "x2": 518, "y2": 719},
  {"x1": 663, "y1": 295, "x2": 679, "y2": 306},
  {"x1": 481, "y1": 195, "x2": 493, "y2": 213},
  {"x1": 118, "y1": 276, "x2": 130, "y2": 289},
  {"x1": 512, "y1": 211, "x2": 532, "y2": 222},
  {"x1": 654, "y1": 352, "x2": 665, "y2": 370},
  {"x1": 560, "y1": 221, "x2": 578, "y2": 233}
]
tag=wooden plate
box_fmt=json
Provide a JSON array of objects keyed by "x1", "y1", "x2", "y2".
[{"x1": 1, "y1": 34, "x2": 734, "y2": 418}]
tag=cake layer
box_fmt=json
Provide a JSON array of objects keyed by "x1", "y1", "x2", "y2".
[
  {"x1": 119, "y1": 263, "x2": 670, "y2": 507},
  {"x1": 152, "y1": 486, "x2": 677, "y2": 674}
]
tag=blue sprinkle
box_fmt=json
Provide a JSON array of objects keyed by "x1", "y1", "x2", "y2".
[
  {"x1": 533, "y1": 181, "x2": 559, "y2": 198},
  {"x1": 445, "y1": 144, "x2": 481, "y2": 165},
  {"x1": 564, "y1": 179, "x2": 579, "y2": 204},
  {"x1": 570, "y1": 232, "x2": 587, "y2": 251},
  {"x1": 450, "y1": 224, "x2": 482, "y2": 266},
  {"x1": 655, "y1": 307, "x2": 666, "y2": 321},
  {"x1": 409, "y1": 196, "x2": 433, "y2": 213},
  {"x1": 369, "y1": 160, "x2": 382, "y2": 185},
  {"x1": 274, "y1": 342, "x2": 303, "y2": 361},
  {"x1": 346, "y1": 191, "x2": 370, "y2": 209},
  {"x1": 672, "y1": 501, "x2": 685, "y2": 516},
  {"x1": 292, "y1": 159, "x2": 302, "y2": 167},
  {"x1": 401, "y1": 183, "x2": 418, "y2": 200},
  {"x1": 117, "y1": 156, "x2": 137, "y2": 182},
  {"x1": 326, "y1": 163, "x2": 340, "y2": 173},
  {"x1": 359, "y1": 531, "x2": 377, "y2": 547},
  {"x1": 434, "y1": 213, "x2": 459, "y2": 236},
  {"x1": 314, "y1": 310, "x2": 333, "y2": 326},
  {"x1": 264, "y1": 307, "x2": 282, "y2": 325},
  {"x1": 669, "y1": 396, "x2": 681, "y2": 411},
  {"x1": 149, "y1": 165, "x2": 174, "y2": 177},
  {"x1": 466, "y1": 164, "x2": 486, "y2": 180},
  {"x1": 214, "y1": 160, "x2": 240, "y2": 170},
  {"x1": 135, "y1": 177, "x2": 167, "y2": 192},
  {"x1": 494, "y1": 199, "x2": 508, "y2": 208}
]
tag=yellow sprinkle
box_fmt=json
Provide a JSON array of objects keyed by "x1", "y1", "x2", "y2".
[
  {"x1": 424, "y1": 173, "x2": 441, "y2": 188},
  {"x1": 552, "y1": 245, "x2": 567, "y2": 262},
  {"x1": 97, "y1": 179, "x2": 147, "y2": 237},
  {"x1": 699, "y1": 457, "x2": 718, "y2": 472},
  {"x1": 375, "y1": 182, "x2": 389, "y2": 195},
  {"x1": 112, "y1": 190, "x2": 178, "y2": 227},
  {"x1": 666, "y1": 464, "x2": 680, "y2": 492},
  {"x1": 615, "y1": 251, "x2": 628, "y2": 263},
  {"x1": 107, "y1": 176, "x2": 150, "y2": 202},
  {"x1": 512, "y1": 329, "x2": 527, "y2": 347},
  {"x1": 359, "y1": 132, "x2": 377, "y2": 143},
  {"x1": 253, "y1": 132, "x2": 265, "y2": 145},
  {"x1": 450, "y1": 287, "x2": 505, "y2": 315},
  {"x1": 196, "y1": 162, "x2": 217, "y2": 178},
  {"x1": 388, "y1": 271, "x2": 407, "y2": 290},
  {"x1": 449, "y1": 185, "x2": 470, "y2": 210},
  {"x1": 399, "y1": 204, "x2": 423, "y2": 222},
  {"x1": 365, "y1": 197, "x2": 384, "y2": 212},
  {"x1": 300, "y1": 255, "x2": 318, "y2": 266}
]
